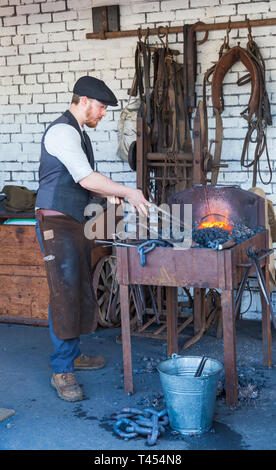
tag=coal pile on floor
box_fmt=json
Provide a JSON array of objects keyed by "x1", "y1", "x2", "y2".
[
  {"x1": 217, "y1": 365, "x2": 267, "y2": 406},
  {"x1": 192, "y1": 222, "x2": 264, "y2": 248}
]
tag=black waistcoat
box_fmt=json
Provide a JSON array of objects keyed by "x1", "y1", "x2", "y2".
[{"x1": 36, "y1": 110, "x2": 94, "y2": 223}]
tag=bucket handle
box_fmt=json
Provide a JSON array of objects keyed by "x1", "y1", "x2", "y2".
[
  {"x1": 169, "y1": 353, "x2": 181, "y2": 360},
  {"x1": 169, "y1": 354, "x2": 182, "y2": 375}
]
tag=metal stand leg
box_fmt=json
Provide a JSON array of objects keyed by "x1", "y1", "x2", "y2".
[
  {"x1": 221, "y1": 289, "x2": 238, "y2": 406},
  {"x1": 120, "y1": 284, "x2": 133, "y2": 394},
  {"x1": 194, "y1": 288, "x2": 205, "y2": 334},
  {"x1": 260, "y1": 264, "x2": 272, "y2": 367},
  {"x1": 166, "y1": 286, "x2": 178, "y2": 356}
]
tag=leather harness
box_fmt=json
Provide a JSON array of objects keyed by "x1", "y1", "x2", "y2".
[
  {"x1": 203, "y1": 22, "x2": 272, "y2": 186},
  {"x1": 130, "y1": 26, "x2": 198, "y2": 204}
]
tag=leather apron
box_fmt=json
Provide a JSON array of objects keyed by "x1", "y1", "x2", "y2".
[{"x1": 37, "y1": 211, "x2": 98, "y2": 340}]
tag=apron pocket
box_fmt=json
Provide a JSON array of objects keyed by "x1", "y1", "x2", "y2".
[{"x1": 43, "y1": 254, "x2": 59, "y2": 298}]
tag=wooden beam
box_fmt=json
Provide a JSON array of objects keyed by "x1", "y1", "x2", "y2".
[{"x1": 86, "y1": 18, "x2": 276, "y2": 40}]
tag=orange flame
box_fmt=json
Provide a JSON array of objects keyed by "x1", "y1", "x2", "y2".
[{"x1": 198, "y1": 220, "x2": 233, "y2": 232}]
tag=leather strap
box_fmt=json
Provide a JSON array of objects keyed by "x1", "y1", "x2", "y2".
[
  {"x1": 211, "y1": 45, "x2": 260, "y2": 120},
  {"x1": 132, "y1": 26, "x2": 197, "y2": 203},
  {"x1": 211, "y1": 109, "x2": 223, "y2": 184},
  {"x1": 204, "y1": 33, "x2": 272, "y2": 187}
]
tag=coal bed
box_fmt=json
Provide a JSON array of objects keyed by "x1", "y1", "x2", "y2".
[{"x1": 192, "y1": 222, "x2": 265, "y2": 248}]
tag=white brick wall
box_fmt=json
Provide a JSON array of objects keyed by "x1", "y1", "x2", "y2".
[
  {"x1": 0, "y1": 0, "x2": 274, "y2": 190},
  {"x1": 0, "y1": 0, "x2": 276, "y2": 316}
]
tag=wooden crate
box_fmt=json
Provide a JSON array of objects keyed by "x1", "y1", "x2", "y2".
[
  {"x1": 0, "y1": 225, "x2": 49, "y2": 325},
  {"x1": 0, "y1": 223, "x2": 111, "y2": 326}
]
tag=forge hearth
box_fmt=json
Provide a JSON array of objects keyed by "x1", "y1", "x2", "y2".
[
  {"x1": 172, "y1": 184, "x2": 267, "y2": 250},
  {"x1": 116, "y1": 185, "x2": 272, "y2": 407},
  {"x1": 170, "y1": 184, "x2": 266, "y2": 229}
]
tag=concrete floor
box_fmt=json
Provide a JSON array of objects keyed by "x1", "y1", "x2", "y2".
[{"x1": 0, "y1": 318, "x2": 276, "y2": 451}]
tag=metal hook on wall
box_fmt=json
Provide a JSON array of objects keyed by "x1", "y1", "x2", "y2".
[
  {"x1": 157, "y1": 25, "x2": 167, "y2": 48},
  {"x1": 137, "y1": 27, "x2": 142, "y2": 41},
  {"x1": 246, "y1": 17, "x2": 253, "y2": 45},
  {"x1": 165, "y1": 25, "x2": 169, "y2": 51},
  {"x1": 219, "y1": 18, "x2": 232, "y2": 55},
  {"x1": 137, "y1": 26, "x2": 151, "y2": 44},
  {"x1": 190, "y1": 21, "x2": 209, "y2": 45},
  {"x1": 225, "y1": 19, "x2": 232, "y2": 47},
  {"x1": 144, "y1": 27, "x2": 150, "y2": 43}
]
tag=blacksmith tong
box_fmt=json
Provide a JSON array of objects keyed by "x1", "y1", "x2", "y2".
[{"x1": 235, "y1": 247, "x2": 276, "y2": 329}]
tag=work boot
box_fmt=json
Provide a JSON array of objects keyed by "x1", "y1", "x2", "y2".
[
  {"x1": 74, "y1": 353, "x2": 105, "y2": 370},
  {"x1": 51, "y1": 373, "x2": 83, "y2": 402}
]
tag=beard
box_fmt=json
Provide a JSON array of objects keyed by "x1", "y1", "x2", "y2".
[
  {"x1": 85, "y1": 107, "x2": 101, "y2": 128},
  {"x1": 85, "y1": 120, "x2": 98, "y2": 128}
]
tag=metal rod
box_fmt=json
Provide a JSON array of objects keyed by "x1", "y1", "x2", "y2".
[
  {"x1": 147, "y1": 152, "x2": 193, "y2": 161},
  {"x1": 148, "y1": 286, "x2": 160, "y2": 325},
  {"x1": 253, "y1": 258, "x2": 273, "y2": 309},
  {"x1": 86, "y1": 18, "x2": 276, "y2": 40},
  {"x1": 234, "y1": 266, "x2": 251, "y2": 318},
  {"x1": 150, "y1": 203, "x2": 192, "y2": 232},
  {"x1": 106, "y1": 268, "x2": 116, "y2": 322},
  {"x1": 138, "y1": 285, "x2": 146, "y2": 311},
  {"x1": 94, "y1": 240, "x2": 140, "y2": 247},
  {"x1": 194, "y1": 356, "x2": 208, "y2": 377},
  {"x1": 149, "y1": 176, "x2": 192, "y2": 181},
  {"x1": 132, "y1": 285, "x2": 144, "y2": 324},
  {"x1": 236, "y1": 249, "x2": 274, "y2": 268},
  {"x1": 147, "y1": 162, "x2": 193, "y2": 167}
]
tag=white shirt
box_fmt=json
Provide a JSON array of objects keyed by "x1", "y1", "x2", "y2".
[{"x1": 44, "y1": 123, "x2": 94, "y2": 183}]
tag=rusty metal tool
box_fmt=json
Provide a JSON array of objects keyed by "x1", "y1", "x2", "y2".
[
  {"x1": 148, "y1": 285, "x2": 160, "y2": 324},
  {"x1": 246, "y1": 248, "x2": 276, "y2": 328},
  {"x1": 150, "y1": 202, "x2": 192, "y2": 232},
  {"x1": 234, "y1": 265, "x2": 251, "y2": 318},
  {"x1": 94, "y1": 240, "x2": 141, "y2": 248},
  {"x1": 132, "y1": 285, "x2": 144, "y2": 324},
  {"x1": 208, "y1": 239, "x2": 236, "y2": 251}
]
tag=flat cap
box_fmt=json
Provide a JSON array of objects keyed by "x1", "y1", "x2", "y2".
[{"x1": 73, "y1": 75, "x2": 118, "y2": 106}]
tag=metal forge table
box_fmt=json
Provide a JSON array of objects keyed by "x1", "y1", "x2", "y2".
[{"x1": 116, "y1": 186, "x2": 273, "y2": 407}]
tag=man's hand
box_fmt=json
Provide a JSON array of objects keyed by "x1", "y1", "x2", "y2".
[
  {"x1": 127, "y1": 188, "x2": 151, "y2": 216},
  {"x1": 79, "y1": 172, "x2": 151, "y2": 215},
  {"x1": 107, "y1": 195, "x2": 125, "y2": 206}
]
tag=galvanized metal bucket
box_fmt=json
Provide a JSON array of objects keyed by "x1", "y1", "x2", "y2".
[{"x1": 157, "y1": 354, "x2": 223, "y2": 435}]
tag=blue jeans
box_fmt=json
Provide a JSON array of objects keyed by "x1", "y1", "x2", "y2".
[{"x1": 35, "y1": 220, "x2": 81, "y2": 373}]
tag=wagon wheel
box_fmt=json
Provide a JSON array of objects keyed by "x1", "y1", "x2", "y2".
[{"x1": 93, "y1": 254, "x2": 121, "y2": 327}]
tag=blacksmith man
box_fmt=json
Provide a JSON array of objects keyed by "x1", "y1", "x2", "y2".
[{"x1": 35, "y1": 76, "x2": 150, "y2": 402}]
